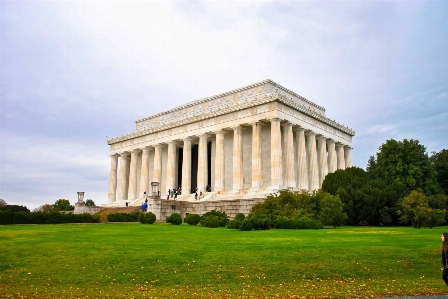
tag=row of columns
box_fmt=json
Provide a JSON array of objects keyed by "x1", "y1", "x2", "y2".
[{"x1": 108, "y1": 118, "x2": 352, "y2": 202}]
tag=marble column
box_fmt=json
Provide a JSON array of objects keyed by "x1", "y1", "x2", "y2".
[
  {"x1": 270, "y1": 118, "x2": 283, "y2": 187},
  {"x1": 181, "y1": 138, "x2": 193, "y2": 194},
  {"x1": 233, "y1": 126, "x2": 243, "y2": 190},
  {"x1": 251, "y1": 122, "x2": 263, "y2": 188},
  {"x1": 336, "y1": 144, "x2": 345, "y2": 170},
  {"x1": 294, "y1": 128, "x2": 308, "y2": 190},
  {"x1": 107, "y1": 154, "x2": 119, "y2": 202},
  {"x1": 282, "y1": 122, "x2": 296, "y2": 188},
  {"x1": 344, "y1": 146, "x2": 353, "y2": 168},
  {"x1": 306, "y1": 132, "x2": 319, "y2": 190},
  {"x1": 127, "y1": 149, "x2": 140, "y2": 200},
  {"x1": 117, "y1": 152, "x2": 130, "y2": 201},
  {"x1": 166, "y1": 141, "x2": 177, "y2": 192},
  {"x1": 139, "y1": 147, "x2": 150, "y2": 197},
  {"x1": 214, "y1": 131, "x2": 225, "y2": 192},
  {"x1": 152, "y1": 144, "x2": 163, "y2": 184},
  {"x1": 197, "y1": 134, "x2": 209, "y2": 193},
  {"x1": 327, "y1": 139, "x2": 337, "y2": 174},
  {"x1": 316, "y1": 136, "x2": 328, "y2": 187}
]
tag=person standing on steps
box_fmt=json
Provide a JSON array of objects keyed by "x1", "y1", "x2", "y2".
[{"x1": 442, "y1": 232, "x2": 448, "y2": 285}]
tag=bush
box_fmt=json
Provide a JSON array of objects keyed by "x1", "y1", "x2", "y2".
[
  {"x1": 0, "y1": 205, "x2": 30, "y2": 213},
  {"x1": 0, "y1": 211, "x2": 99, "y2": 225},
  {"x1": 166, "y1": 213, "x2": 182, "y2": 225},
  {"x1": 226, "y1": 220, "x2": 242, "y2": 229},
  {"x1": 184, "y1": 214, "x2": 201, "y2": 225},
  {"x1": 240, "y1": 219, "x2": 253, "y2": 231},
  {"x1": 139, "y1": 212, "x2": 156, "y2": 224},
  {"x1": 107, "y1": 212, "x2": 140, "y2": 222},
  {"x1": 234, "y1": 213, "x2": 246, "y2": 221},
  {"x1": 274, "y1": 216, "x2": 323, "y2": 229},
  {"x1": 201, "y1": 210, "x2": 228, "y2": 227},
  {"x1": 249, "y1": 215, "x2": 271, "y2": 230},
  {"x1": 200, "y1": 216, "x2": 220, "y2": 228}
]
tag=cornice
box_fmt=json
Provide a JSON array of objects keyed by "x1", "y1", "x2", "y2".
[{"x1": 107, "y1": 80, "x2": 355, "y2": 145}]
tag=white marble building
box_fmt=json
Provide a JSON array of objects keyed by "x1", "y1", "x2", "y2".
[{"x1": 105, "y1": 79, "x2": 355, "y2": 213}]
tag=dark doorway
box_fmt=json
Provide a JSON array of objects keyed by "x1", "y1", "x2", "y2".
[
  {"x1": 177, "y1": 147, "x2": 183, "y2": 189},
  {"x1": 207, "y1": 141, "x2": 212, "y2": 188},
  {"x1": 191, "y1": 144, "x2": 198, "y2": 193}
]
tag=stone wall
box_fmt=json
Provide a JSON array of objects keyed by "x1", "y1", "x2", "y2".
[{"x1": 146, "y1": 198, "x2": 265, "y2": 221}]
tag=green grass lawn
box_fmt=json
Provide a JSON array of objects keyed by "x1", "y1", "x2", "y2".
[{"x1": 0, "y1": 223, "x2": 447, "y2": 298}]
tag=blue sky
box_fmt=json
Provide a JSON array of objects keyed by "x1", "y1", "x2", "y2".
[{"x1": 1, "y1": 1, "x2": 447, "y2": 210}]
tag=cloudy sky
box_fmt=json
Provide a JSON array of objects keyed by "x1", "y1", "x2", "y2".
[{"x1": 1, "y1": 1, "x2": 447, "y2": 210}]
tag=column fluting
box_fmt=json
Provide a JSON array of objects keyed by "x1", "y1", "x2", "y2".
[
  {"x1": 107, "y1": 154, "x2": 119, "y2": 202},
  {"x1": 139, "y1": 147, "x2": 150, "y2": 197},
  {"x1": 306, "y1": 132, "x2": 319, "y2": 190},
  {"x1": 294, "y1": 128, "x2": 308, "y2": 190},
  {"x1": 117, "y1": 152, "x2": 130, "y2": 201},
  {"x1": 251, "y1": 122, "x2": 263, "y2": 188},
  {"x1": 166, "y1": 141, "x2": 177, "y2": 192},
  {"x1": 232, "y1": 126, "x2": 243, "y2": 190},
  {"x1": 182, "y1": 138, "x2": 192, "y2": 194},
  {"x1": 127, "y1": 149, "x2": 140, "y2": 200},
  {"x1": 152, "y1": 144, "x2": 163, "y2": 184},
  {"x1": 270, "y1": 118, "x2": 283, "y2": 187},
  {"x1": 282, "y1": 122, "x2": 296, "y2": 188},
  {"x1": 214, "y1": 131, "x2": 225, "y2": 192},
  {"x1": 316, "y1": 136, "x2": 328, "y2": 188},
  {"x1": 336, "y1": 144, "x2": 345, "y2": 170},
  {"x1": 344, "y1": 146, "x2": 353, "y2": 168},
  {"x1": 327, "y1": 140, "x2": 337, "y2": 174}
]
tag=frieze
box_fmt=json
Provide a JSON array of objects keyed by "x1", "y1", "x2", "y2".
[{"x1": 109, "y1": 79, "x2": 354, "y2": 145}]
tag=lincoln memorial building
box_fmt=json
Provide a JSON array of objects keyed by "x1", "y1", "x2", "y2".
[{"x1": 105, "y1": 79, "x2": 355, "y2": 217}]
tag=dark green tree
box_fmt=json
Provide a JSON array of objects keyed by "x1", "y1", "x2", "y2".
[
  {"x1": 431, "y1": 149, "x2": 448, "y2": 195},
  {"x1": 54, "y1": 199, "x2": 74, "y2": 211},
  {"x1": 368, "y1": 139, "x2": 441, "y2": 196},
  {"x1": 397, "y1": 190, "x2": 445, "y2": 228},
  {"x1": 85, "y1": 199, "x2": 96, "y2": 206},
  {"x1": 316, "y1": 191, "x2": 347, "y2": 228}
]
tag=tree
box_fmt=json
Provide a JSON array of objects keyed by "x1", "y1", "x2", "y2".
[
  {"x1": 431, "y1": 149, "x2": 448, "y2": 195},
  {"x1": 368, "y1": 139, "x2": 442, "y2": 196},
  {"x1": 85, "y1": 199, "x2": 96, "y2": 206},
  {"x1": 397, "y1": 190, "x2": 445, "y2": 228},
  {"x1": 0, "y1": 198, "x2": 7, "y2": 207},
  {"x1": 54, "y1": 199, "x2": 74, "y2": 211},
  {"x1": 33, "y1": 204, "x2": 56, "y2": 213},
  {"x1": 316, "y1": 191, "x2": 347, "y2": 228}
]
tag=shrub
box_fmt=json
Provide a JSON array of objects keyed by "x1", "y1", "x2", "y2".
[
  {"x1": 249, "y1": 215, "x2": 271, "y2": 230},
  {"x1": 201, "y1": 210, "x2": 228, "y2": 227},
  {"x1": 200, "y1": 216, "x2": 220, "y2": 228},
  {"x1": 107, "y1": 212, "x2": 140, "y2": 222},
  {"x1": 234, "y1": 213, "x2": 246, "y2": 221},
  {"x1": 240, "y1": 219, "x2": 253, "y2": 231},
  {"x1": 275, "y1": 216, "x2": 323, "y2": 229},
  {"x1": 226, "y1": 220, "x2": 242, "y2": 229},
  {"x1": 184, "y1": 214, "x2": 201, "y2": 225},
  {"x1": 166, "y1": 213, "x2": 182, "y2": 225},
  {"x1": 139, "y1": 212, "x2": 156, "y2": 224}
]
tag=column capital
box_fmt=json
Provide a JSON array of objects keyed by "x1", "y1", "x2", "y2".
[
  {"x1": 267, "y1": 117, "x2": 281, "y2": 123},
  {"x1": 109, "y1": 153, "x2": 120, "y2": 158},
  {"x1": 131, "y1": 149, "x2": 141, "y2": 154},
  {"x1": 214, "y1": 130, "x2": 227, "y2": 135},
  {"x1": 140, "y1": 146, "x2": 151, "y2": 153},
  {"x1": 326, "y1": 139, "x2": 336, "y2": 144},
  {"x1": 231, "y1": 125, "x2": 243, "y2": 131},
  {"x1": 120, "y1": 151, "x2": 130, "y2": 157},
  {"x1": 293, "y1": 126, "x2": 305, "y2": 132},
  {"x1": 281, "y1": 121, "x2": 293, "y2": 127},
  {"x1": 316, "y1": 135, "x2": 327, "y2": 141},
  {"x1": 335, "y1": 143, "x2": 345, "y2": 148},
  {"x1": 197, "y1": 133, "x2": 210, "y2": 139},
  {"x1": 183, "y1": 136, "x2": 195, "y2": 141},
  {"x1": 249, "y1": 121, "x2": 264, "y2": 127},
  {"x1": 305, "y1": 130, "x2": 316, "y2": 136}
]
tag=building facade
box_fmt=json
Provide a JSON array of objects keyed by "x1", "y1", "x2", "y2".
[{"x1": 106, "y1": 79, "x2": 355, "y2": 210}]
